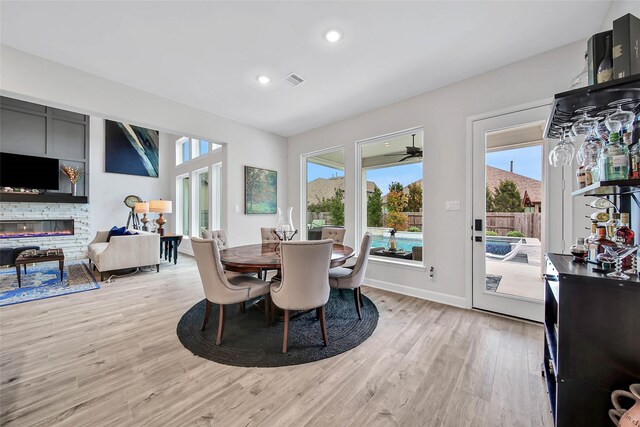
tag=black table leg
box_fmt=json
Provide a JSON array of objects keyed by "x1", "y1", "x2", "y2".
[
  {"x1": 173, "y1": 241, "x2": 178, "y2": 264},
  {"x1": 16, "y1": 264, "x2": 21, "y2": 288}
]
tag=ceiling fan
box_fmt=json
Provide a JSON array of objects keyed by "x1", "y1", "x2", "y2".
[{"x1": 384, "y1": 134, "x2": 423, "y2": 162}]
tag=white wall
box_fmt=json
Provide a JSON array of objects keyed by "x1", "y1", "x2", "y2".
[
  {"x1": 288, "y1": 40, "x2": 588, "y2": 308},
  {"x1": 0, "y1": 45, "x2": 288, "y2": 248},
  {"x1": 88, "y1": 117, "x2": 174, "y2": 238}
]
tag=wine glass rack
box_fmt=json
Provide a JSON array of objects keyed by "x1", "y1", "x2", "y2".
[{"x1": 544, "y1": 74, "x2": 640, "y2": 139}]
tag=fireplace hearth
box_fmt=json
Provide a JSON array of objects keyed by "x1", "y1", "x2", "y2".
[{"x1": 0, "y1": 219, "x2": 74, "y2": 239}]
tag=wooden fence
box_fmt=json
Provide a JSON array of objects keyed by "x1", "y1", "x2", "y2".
[{"x1": 486, "y1": 212, "x2": 541, "y2": 239}]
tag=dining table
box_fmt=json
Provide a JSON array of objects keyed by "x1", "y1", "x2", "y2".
[{"x1": 219, "y1": 242, "x2": 355, "y2": 274}]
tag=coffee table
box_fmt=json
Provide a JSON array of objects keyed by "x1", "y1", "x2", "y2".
[{"x1": 15, "y1": 249, "x2": 65, "y2": 287}]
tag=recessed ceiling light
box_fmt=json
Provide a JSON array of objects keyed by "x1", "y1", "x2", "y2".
[
  {"x1": 324, "y1": 29, "x2": 342, "y2": 43},
  {"x1": 384, "y1": 142, "x2": 390, "y2": 147},
  {"x1": 256, "y1": 75, "x2": 271, "y2": 85}
]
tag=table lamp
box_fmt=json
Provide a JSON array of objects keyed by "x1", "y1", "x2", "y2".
[
  {"x1": 134, "y1": 202, "x2": 150, "y2": 231},
  {"x1": 149, "y1": 199, "x2": 172, "y2": 236}
]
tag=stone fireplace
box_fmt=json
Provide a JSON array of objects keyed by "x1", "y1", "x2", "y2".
[{"x1": 0, "y1": 202, "x2": 89, "y2": 260}]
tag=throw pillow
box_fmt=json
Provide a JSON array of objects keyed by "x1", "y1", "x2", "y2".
[{"x1": 107, "y1": 226, "x2": 127, "y2": 242}]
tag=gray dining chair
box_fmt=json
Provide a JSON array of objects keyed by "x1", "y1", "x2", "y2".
[
  {"x1": 321, "y1": 227, "x2": 346, "y2": 244},
  {"x1": 192, "y1": 237, "x2": 271, "y2": 345},
  {"x1": 270, "y1": 239, "x2": 333, "y2": 353},
  {"x1": 260, "y1": 227, "x2": 281, "y2": 280},
  {"x1": 328, "y1": 233, "x2": 372, "y2": 319},
  {"x1": 202, "y1": 229, "x2": 259, "y2": 279},
  {"x1": 261, "y1": 227, "x2": 281, "y2": 243}
]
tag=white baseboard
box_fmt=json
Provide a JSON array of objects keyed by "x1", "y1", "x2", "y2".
[{"x1": 364, "y1": 278, "x2": 469, "y2": 309}]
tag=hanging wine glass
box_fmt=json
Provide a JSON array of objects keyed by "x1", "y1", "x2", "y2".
[
  {"x1": 577, "y1": 119, "x2": 603, "y2": 166},
  {"x1": 549, "y1": 124, "x2": 575, "y2": 167},
  {"x1": 606, "y1": 99, "x2": 636, "y2": 133},
  {"x1": 595, "y1": 109, "x2": 616, "y2": 143}
]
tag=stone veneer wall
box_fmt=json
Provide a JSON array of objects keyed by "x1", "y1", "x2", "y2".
[{"x1": 0, "y1": 202, "x2": 90, "y2": 260}]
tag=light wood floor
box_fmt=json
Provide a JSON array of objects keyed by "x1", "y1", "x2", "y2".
[{"x1": 0, "y1": 257, "x2": 553, "y2": 426}]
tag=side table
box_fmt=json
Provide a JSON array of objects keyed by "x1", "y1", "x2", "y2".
[{"x1": 160, "y1": 234, "x2": 183, "y2": 264}]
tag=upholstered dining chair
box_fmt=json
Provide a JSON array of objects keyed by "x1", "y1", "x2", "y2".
[
  {"x1": 202, "y1": 229, "x2": 259, "y2": 279},
  {"x1": 328, "y1": 233, "x2": 372, "y2": 320},
  {"x1": 320, "y1": 227, "x2": 346, "y2": 244},
  {"x1": 270, "y1": 239, "x2": 333, "y2": 353},
  {"x1": 260, "y1": 227, "x2": 281, "y2": 280},
  {"x1": 260, "y1": 227, "x2": 281, "y2": 243},
  {"x1": 192, "y1": 237, "x2": 271, "y2": 345}
]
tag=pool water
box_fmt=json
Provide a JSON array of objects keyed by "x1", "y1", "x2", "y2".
[
  {"x1": 485, "y1": 240, "x2": 512, "y2": 256},
  {"x1": 371, "y1": 237, "x2": 422, "y2": 252}
]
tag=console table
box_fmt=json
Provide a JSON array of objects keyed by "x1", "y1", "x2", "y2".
[{"x1": 160, "y1": 234, "x2": 183, "y2": 264}]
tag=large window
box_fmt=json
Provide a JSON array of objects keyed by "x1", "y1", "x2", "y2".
[
  {"x1": 304, "y1": 148, "x2": 345, "y2": 239},
  {"x1": 176, "y1": 137, "x2": 222, "y2": 165},
  {"x1": 177, "y1": 175, "x2": 190, "y2": 236},
  {"x1": 194, "y1": 169, "x2": 209, "y2": 237},
  {"x1": 358, "y1": 129, "x2": 424, "y2": 264}
]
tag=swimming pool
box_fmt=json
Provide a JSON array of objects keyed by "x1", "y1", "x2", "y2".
[
  {"x1": 485, "y1": 237, "x2": 525, "y2": 255},
  {"x1": 371, "y1": 236, "x2": 423, "y2": 252}
]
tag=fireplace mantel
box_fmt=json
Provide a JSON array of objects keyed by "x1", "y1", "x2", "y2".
[{"x1": 0, "y1": 193, "x2": 88, "y2": 204}]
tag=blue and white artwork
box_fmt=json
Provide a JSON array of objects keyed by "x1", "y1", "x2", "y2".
[{"x1": 105, "y1": 120, "x2": 159, "y2": 177}]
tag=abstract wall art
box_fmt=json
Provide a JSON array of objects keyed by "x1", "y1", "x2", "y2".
[
  {"x1": 105, "y1": 120, "x2": 159, "y2": 177},
  {"x1": 244, "y1": 166, "x2": 277, "y2": 214}
]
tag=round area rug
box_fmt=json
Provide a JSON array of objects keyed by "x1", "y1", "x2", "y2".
[{"x1": 177, "y1": 288, "x2": 378, "y2": 367}]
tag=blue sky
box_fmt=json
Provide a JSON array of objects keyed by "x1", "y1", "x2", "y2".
[
  {"x1": 486, "y1": 146, "x2": 542, "y2": 180},
  {"x1": 367, "y1": 163, "x2": 422, "y2": 193},
  {"x1": 307, "y1": 163, "x2": 344, "y2": 181}
]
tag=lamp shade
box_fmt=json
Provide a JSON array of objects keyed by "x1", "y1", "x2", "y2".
[
  {"x1": 134, "y1": 202, "x2": 149, "y2": 214},
  {"x1": 149, "y1": 199, "x2": 172, "y2": 214}
]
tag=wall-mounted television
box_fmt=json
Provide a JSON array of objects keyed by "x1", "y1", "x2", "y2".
[{"x1": 0, "y1": 152, "x2": 60, "y2": 190}]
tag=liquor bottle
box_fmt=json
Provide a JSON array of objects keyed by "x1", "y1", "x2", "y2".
[
  {"x1": 569, "y1": 51, "x2": 589, "y2": 89},
  {"x1": 586, "y1": 220, "x2": 599, "y2": 245},
  {"x1": 606, "y1": 212, "x2": 620, "y2": 240},
  {"x1": 576, "y1": 165, "x2": 586, "y2": 188},
  {"x1": 600, "y1": 132, "x2": 629, "y2": 180},
  {"x1": 616, "y1": 213, "x2": 635, "y2": 269},
  {"x1": 616, "y1": 213, "x2": 635, "y2": 245},
  {"x1": 587, "y1": 226, "x2": 616, "y2": 265},
  {"x1": 629, "y1": 142, "x2": 639, "y2": 179},
  {"x1": 597, "y1": 34, "x2": 613, "y2": 84}
]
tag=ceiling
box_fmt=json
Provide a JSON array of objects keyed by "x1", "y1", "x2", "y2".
[
  {"x1": 0, "y1": 1, "x2": 611, "y2": 137},
  {"x1": 486, "y1": 122, "x2": 544, "y2": 151}
]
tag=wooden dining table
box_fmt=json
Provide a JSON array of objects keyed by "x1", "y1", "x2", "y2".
[{"x1": 219, "y1": 242, "x2": 355, "y2": 274}]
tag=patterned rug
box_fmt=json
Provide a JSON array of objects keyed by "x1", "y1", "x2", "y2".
[{"x1": 0, "y1": 261, "x2": 99, "y2": 307}]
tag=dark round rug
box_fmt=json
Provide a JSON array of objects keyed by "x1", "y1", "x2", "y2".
[{"x1": 177, "y1": 288, "x2": 378, "y2": 367}]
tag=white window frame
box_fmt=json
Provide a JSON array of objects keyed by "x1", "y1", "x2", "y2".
[
  {"x1": 355, "y1": 126, "x2": 425, "y2": 268},
  {"x1": 300, "y1": 145, "x2": 345, "y2": 240},
  {"x1": 176, "y1": 137, "x2": 190, "y2": 165},
  {"x1": 176, "y1": 173, "x2": 190, "y2": 236}
]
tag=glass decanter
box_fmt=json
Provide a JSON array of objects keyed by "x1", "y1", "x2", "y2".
[
  {"x1": 568, "y1": 51, "x2": 589, "y2": 89},
  {"x1": 275, "y1": 207, "x2": 297, "y2": 241}
]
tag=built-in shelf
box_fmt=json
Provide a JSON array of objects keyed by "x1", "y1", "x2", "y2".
[
  {"x1": 570, "y1": 178, "x2": 640, "y2": 197},
  {"x1": 0, "y1": 192, "x2": 88, "y2": 204},
  {"x1": 545, "y1": 74, "x2": 640, "y2": 139}
]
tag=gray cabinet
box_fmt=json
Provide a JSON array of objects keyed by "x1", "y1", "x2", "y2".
[{"x1": 0, "y1": 96, "x2": 90, "y2": 200}]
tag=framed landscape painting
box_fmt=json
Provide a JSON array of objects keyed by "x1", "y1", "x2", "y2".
[
  {"x1": 105, "y1": 120, "x2": 159, "y2": 177},
  {"x1": 245, "y1": 166, "x2": 277, "y2": 214}
]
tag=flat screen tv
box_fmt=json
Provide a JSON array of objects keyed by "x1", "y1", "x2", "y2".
[{"x1": 0, "y1": 152, "x2": 60, "y2": 190}]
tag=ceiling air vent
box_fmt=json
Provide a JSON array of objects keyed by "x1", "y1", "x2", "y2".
[{"x1": 284, "y1": 73, "x2": 305, "y2": 87}]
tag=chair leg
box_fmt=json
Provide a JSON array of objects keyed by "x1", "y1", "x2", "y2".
[
  {"x1": 216, "y1": 304, "x2": 225, "y2": 346},
  {"x1": 240, "y1": 301, "x2": 246, "y2": 314},
  {"x1": 319, "y1": 305, "x2": 328, "y2": 346},
  {"x1": 156, "y1": 264, "x2": 160, "y2": 273},
  {"x1": 359, "y1": 287, "x2": 364, "y2": 306},
  {"x1": 354, "y1": 288, "x2": 362, "y2": 320},
  {"x1": 93, "y1": 264, "x2": 96, "y2": 272},
  {"x1": 282, "y1": 309, "x2": 289, "y2": 353},
  {"x1": 264, "y1": 294, "x2": 271, "y2": 327},
  {"x1": 201, "y1": 300, "x2": 211, "y2": 331},
  {"x1": 100, "y1": 272, "x2": 104, "y2": 281},
  {"x1": 315, "y1": 307, "x2": 321, "y2": 320}
]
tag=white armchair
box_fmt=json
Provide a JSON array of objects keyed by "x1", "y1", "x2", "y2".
[{"x1": 88, "y1": 229, "x2": 160, "y2": 281}]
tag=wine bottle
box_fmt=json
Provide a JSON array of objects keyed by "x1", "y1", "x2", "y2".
[{"x1": 597, "y1": 34, "x2": 613, "y2": 83}]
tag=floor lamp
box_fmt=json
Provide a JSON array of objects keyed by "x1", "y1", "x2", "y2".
[{"x1": 149, "y1": 199, "x2": 172, "y2": 236}]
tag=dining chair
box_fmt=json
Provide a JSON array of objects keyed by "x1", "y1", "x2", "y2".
[
  {"x1": 192, "y1": 237, "x2": 271, "y2": 345},
  {"x1": 260, "y1": 227, "x2": 281, "y2": 243},
  {"x1": 260, "y1": 227, "x2": 281, "y2": 280},
  {"x1": 328, "y1": 233, "x2": 372, "y2": 320},
  {"x1": 320, "y1": 227, "x2": 346, "y2": 244},
  {"x1": 202, "y1": 229, "x2": 259, "y2": 280},
  {"x1": 270, "y1": 239, "x2": 333, "y2": 353}
]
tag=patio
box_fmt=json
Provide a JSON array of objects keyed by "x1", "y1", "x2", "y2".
[{"x1": 486, "y1": 237, "x2": 543, "y2": 300}]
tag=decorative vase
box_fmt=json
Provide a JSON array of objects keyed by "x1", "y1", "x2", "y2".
[
  {"x1": 71, "y1": 182, "x2": 77, "y2": 196},
  {"x1": 610, "y1": 384, "x2": 640, "y2": 426},
  {"x1": 276, "y1": 206, "x2": 297, "y2": 241}
]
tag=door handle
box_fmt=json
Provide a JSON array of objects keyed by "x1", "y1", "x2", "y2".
[
  {"x1": 475, "y1": 236, "x2": 483, "y2": 242},
  {"x1": 474, "y1": 219, "x2": 483, "y2": 231}
]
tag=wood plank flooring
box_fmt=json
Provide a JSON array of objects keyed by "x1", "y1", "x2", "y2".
[{"x1": 0, "y1": 257, "x2": 553, "y2": 426}]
